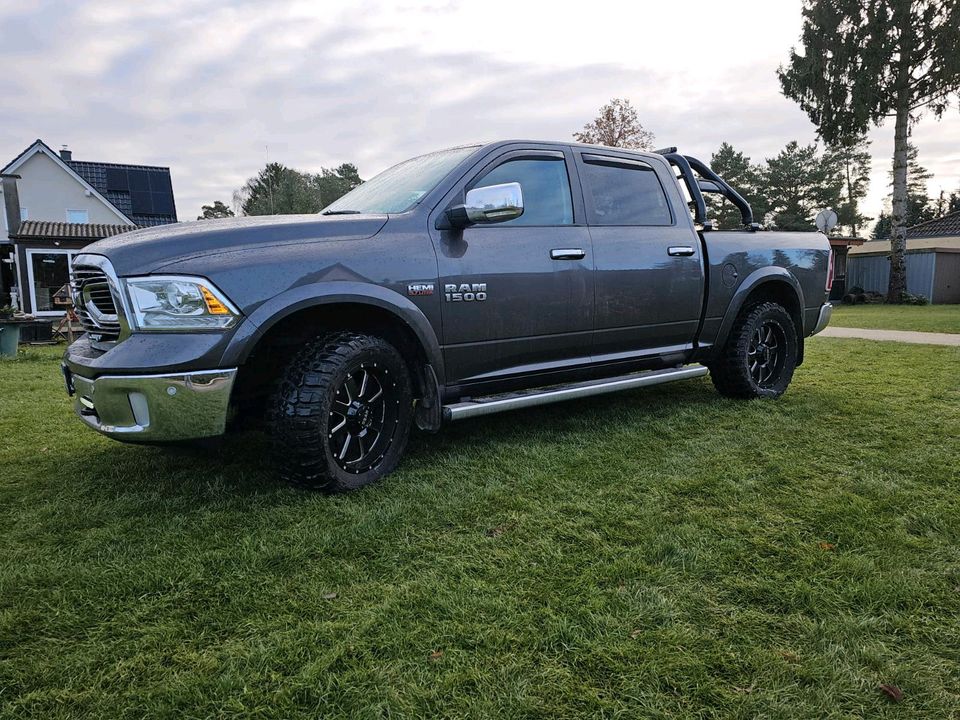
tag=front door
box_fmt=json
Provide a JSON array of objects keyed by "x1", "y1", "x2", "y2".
[
  {"x1": 432, "y1": 149, "x2": 594, "y2": 384},
  {"x1": 575, "y1": 152, "x2": 704, "y2": 358}
]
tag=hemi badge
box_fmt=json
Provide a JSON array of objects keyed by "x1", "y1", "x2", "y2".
[{"x1": 408, "y1": 283, "x2": 434, "y2": 297}]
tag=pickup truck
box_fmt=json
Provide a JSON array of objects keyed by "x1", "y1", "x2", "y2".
[{"x1": 62, "y1": 140, "x2": 833, "y2": 492}]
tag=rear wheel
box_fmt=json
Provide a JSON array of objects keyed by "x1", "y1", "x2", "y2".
[
  {"x1": 270, "y1": 332, "x2": 413, "y2": 492},
  {"x1": 709, "y1": 301, "x2": 798, "y2": 399}
]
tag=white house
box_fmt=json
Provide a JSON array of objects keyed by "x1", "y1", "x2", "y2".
[{"x1": 0, "y1": 139, "x2": 178, "y2": 315}]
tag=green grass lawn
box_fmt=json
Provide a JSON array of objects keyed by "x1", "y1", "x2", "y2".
[
  {"x1": 1, "y1": 341, "x2": 959, "y2": 718},
  {"x1": 831, "y1": 303, "x2": 960, "y2": 334}
]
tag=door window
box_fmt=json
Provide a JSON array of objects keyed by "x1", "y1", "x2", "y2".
[
  {"x1": 581, "y1": 157, "x2": 672, "y2": 226},
  {"x1": 29, "y1": 252, "x2": 71, "y2": 312},
  {"x1": 471, "y1": 158, "x2": 573, "y2": 226}
]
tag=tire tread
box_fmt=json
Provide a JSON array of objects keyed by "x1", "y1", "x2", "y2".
[{"x1": 269, "y1": 331, "x2": 411, "y2": 492}]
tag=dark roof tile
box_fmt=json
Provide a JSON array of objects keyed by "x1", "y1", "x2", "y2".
[
  {"x1": 908, "y1": 210, "x2": 960, "y2": 238},
  {"x1": 13, "y1": 220, "x2": 135, "y2": 240}
]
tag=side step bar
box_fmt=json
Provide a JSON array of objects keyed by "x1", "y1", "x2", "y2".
[{"x1": 443, "y1": 364, "x2": 708, "y2": 422}]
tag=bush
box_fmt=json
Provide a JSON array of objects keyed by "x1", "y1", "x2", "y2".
[{"x1": 899, "y1": 292, "x2": 929, "y2": 305}]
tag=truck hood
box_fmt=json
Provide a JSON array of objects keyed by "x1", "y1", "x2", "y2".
[{"x1": 84, "y1": 214, "x2": 389, "y2": 276}]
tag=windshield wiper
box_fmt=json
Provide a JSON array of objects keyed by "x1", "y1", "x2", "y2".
[{"x1": 322, "y1": 209, "x2": 362, "y2": 215}]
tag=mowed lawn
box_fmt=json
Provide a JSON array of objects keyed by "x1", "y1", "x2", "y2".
[
  {"x1": 1, "y1": 340, "x2": 958, "y2": 719},
  {"x1": 831, "y1": 304, "x2": 960, "y2": 334}
]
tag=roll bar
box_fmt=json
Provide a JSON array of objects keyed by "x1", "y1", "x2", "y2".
[{"x1": 656, "y1": 149, "x2": 756, "y2": 230}]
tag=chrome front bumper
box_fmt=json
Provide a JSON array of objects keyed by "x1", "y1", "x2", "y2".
[
  {"x1": 810, "y1": 302, "x2": 833, "y2": 336},
  {"x1": 62, "y1": 366, "x2": 237, "y2": 442}
]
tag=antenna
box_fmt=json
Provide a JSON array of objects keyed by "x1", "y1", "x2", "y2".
[{"x1": 265, "y1": 144, "x2": 275, "y2": 215}]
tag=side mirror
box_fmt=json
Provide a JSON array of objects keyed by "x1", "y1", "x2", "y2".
[{"x1": 443, "y1": 182, "x2": 523, "y2": 229}]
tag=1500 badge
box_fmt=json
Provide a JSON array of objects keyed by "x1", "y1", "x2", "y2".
[{"x1": 445, "y1": 283, "x2": 487, "y2": 302}]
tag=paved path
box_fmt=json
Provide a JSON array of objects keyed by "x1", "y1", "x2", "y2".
[{"x1": 818, "y1": 326, "x2": 960, "y2": 346}]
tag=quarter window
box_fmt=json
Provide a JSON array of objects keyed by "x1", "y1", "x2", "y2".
[
  {"x1": 581, "y1": 158, "x2": 672, "y2": 226},
  {"x1": 471, "y1": 157, "x2": 573, "y2": 226}
]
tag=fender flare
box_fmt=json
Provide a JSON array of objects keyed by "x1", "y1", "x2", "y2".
[
  {"x1": 219, "y1": 281, "x2": 445, "y2": 383},
  {"x1": 714, "y1": 267, "x2": 805, "y2": 350}
]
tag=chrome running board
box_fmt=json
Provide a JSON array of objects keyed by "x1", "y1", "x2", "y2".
[{"x1": 443, "y1": 364, "x2": 708, "y2": 422}]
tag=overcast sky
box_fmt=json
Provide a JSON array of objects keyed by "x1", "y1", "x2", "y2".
[{"x1": 2, "y1": 0, "x2": 958, "y2": 227}]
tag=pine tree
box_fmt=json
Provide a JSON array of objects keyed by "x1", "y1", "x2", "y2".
[
  {"x1": 762, "y1": 141, "x2": 843, "y2": 231},
  {"x1": 707, "y1": 143, "x2": 769, "y2": 229},
  {"x1": 823, "y1": 135, "x2": 872, "y2": 236}
]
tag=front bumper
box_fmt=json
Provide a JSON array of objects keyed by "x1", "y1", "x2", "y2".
[
  {"x1": 62, "y1": 365, "x2": 237, "y2": 443},
  {"x1": 810, "y1": 302, "x2": 833, "y2": 336}
]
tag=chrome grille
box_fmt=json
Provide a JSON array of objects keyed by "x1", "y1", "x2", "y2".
[{"x1": 71, "y1": 263, "x2": 121, "y2": 341}]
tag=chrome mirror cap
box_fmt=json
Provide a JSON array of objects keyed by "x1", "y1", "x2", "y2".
[
  {"x1": 442, "y1": 182, "x2": 524, "y2": 229},
  {"x1": 464, "y1": 182, "x2": 524, "y2": 224}
]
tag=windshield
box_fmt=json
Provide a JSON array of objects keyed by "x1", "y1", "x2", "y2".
[{"x1": 322, "y1": 145, "x2": 479, "y2": 215}]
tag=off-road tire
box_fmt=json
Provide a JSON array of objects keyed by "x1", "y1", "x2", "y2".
[
  {"x1": 270, "y1": 332, "x2": 413, "y2": 492},
  {"x1": 709, "y1": 301, "x2": 798, "y2": 399}
]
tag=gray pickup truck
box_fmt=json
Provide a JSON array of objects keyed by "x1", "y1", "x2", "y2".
[{"x1": 62, "y1": 140, "x2": 833, "y2": 491}]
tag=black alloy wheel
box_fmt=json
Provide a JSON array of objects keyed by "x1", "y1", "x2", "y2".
[
  {"x1": 747, "y1": 320, "x2": 787, "y2": 388},
  {"x1": 327, "y1": 363, "x2": 398, "y2": 474},
  {"x1": 271, "y1": 332, "x2": 413, "y2": 492}
]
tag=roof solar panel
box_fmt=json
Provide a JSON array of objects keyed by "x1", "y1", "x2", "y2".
[
  {"x1": 151, "y1": 192, "x2": 174, "y2": 215},
  {"x1": 127, "y1": 169, "x2": 151, "y2": 191},
  {"x1": 105, "y1": 167, "x2": 129, "y2": 192},
  {"x1": 148, "y1": 172, "x2": 172, "y2": 193},
  {"x1": 130, "y1": 190, "x2": 154, "y2": 215}
]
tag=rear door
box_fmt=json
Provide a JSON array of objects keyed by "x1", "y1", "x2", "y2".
[
  {"x1": 431, "y1": 147, "x2": 594, "y2": 384},
  {"x1": 576, "y1": 152, "x2": 704, "y2": 358}
]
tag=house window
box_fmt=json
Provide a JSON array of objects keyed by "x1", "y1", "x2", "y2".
[
  {"x1": 20, "y1": 207, "x2": 28, "y2": 221},
  {"x1": 66, "y1": 209, "x2": 89, "y2": 224}
]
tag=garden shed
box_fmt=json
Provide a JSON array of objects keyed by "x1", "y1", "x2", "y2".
[{"x1": 847, "y1": 211, "x2": 960, "y2": 304}]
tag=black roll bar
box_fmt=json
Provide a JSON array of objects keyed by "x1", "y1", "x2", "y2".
[
  {"x1": 661, "y1": 153, "x2": 707, "y2": 226},
  {"x1": 683, "y1": 156, "x2": 754, "y2": 227},
  {"x1": 656, "y1": 149, "x2": 756, "y2": 230}
]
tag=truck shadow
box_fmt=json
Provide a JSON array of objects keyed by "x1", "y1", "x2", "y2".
[{"x1": 61, "y1": 377, "x2": 731, "y2": 505}]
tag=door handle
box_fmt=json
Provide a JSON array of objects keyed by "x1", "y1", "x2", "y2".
[
  {"x1": 668, "y1": 246, "x2": 696, "y2": 257},
  {"x1": 550, "y1": 248, "x2": 586, "y2": 260}
]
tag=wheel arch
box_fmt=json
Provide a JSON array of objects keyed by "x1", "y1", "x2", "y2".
[
  {"x1": 714, "y1": 269, "x2": 806, "y2": 366},
  {"x1": 220, "y1": 283, "x2": 443, "y2": 430},
  {"x1": 222, "y1": 281, "x2": 443, "y2": 378}
]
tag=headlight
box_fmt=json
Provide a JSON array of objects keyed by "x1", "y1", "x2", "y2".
[{"x1": 124, "y1": 276, "x2": 239, "y2": 331}]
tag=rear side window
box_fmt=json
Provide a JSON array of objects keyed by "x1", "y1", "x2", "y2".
[
  {"x1": 581, "y1": 157, "x2": 672, "y2": 226},
  {"x1": 471, "y1": 158, "x2": 573, "y2": 226}
]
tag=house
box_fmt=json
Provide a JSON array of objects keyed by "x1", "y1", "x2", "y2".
[
  {"x1": 847, "y1": 211, "x2": 960, "y2": 303},
  {"x1": 0, "y1": 139, "x2": 178, "y2": 315}
]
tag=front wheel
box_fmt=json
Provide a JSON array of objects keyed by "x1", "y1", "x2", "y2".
[
  {"x1": 270, "y1": 332, "x2": 413, "y2": 492},
  {"x1": 709, "y1": 301, "x2": 798, "y2": 399}
]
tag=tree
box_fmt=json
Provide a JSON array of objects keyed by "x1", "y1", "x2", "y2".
[
  {"x1": 314, "y1": 163, "x2": 363, "y2": 208},
  {"x1": 234, "y1": 162, "x2": 318, "y2": 216},
  {"x1": 778, "y1": 0, "x2": 960, "y2": 301},
  {"x1": 197, "y1": 200, "x2": 235, "y2": 221},
  {"x1": 707, "y1": 143, "x2": 770, "y2": 229},
  {"x1": 951, "y1": 191, "x2": 960, "y2": 215},
  {"x1": 899, "y1": 143, "x2": 936, "y2": 226},
  {"x1": 872, "y1": 211, "x2": 892, "y2": 240},
  {"x1": 234, "y1": 162, "x2": 364, "y2": 216},
  {"x1": 762, "y1": 141, "x2": 843, "y2": 231},
  {"x1": 573, "y1": 98, "x2": 655, "y2": 149},
  {"x1": 823, "y1": 135, "x2": 872, "y2": 236},
  {"x1": 874, "y1": 143, "x2": 936, "y2": 237}
]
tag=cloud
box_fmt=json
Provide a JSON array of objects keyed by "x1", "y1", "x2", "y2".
[{"x1": 1, "y1": 0, "x2": 957, "y2": 223}]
